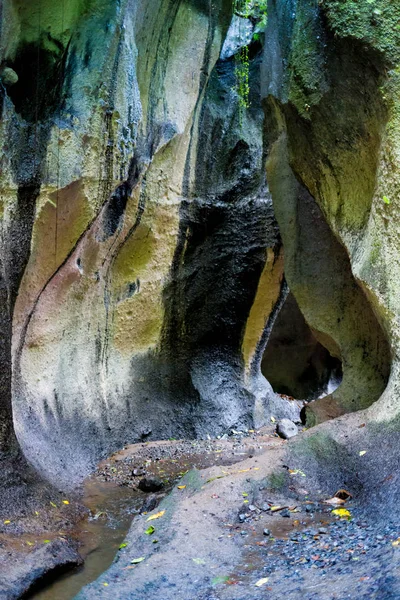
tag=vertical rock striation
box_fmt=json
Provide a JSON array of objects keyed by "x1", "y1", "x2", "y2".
[{"x1": 0, "y1": 0, "x2": 292, "y2": 488}]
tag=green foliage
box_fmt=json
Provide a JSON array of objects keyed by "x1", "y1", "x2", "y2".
[
  {"x1": 232, "y1": 0, "x2": 268, "y2": 111},
  {"x1": 235, "y1": 45, "x2": 250, "y2": 109}
]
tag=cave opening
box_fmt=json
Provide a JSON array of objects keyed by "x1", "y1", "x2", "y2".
[{"x1": 262, "y1": 291, "x2": 343, "y2": 401}]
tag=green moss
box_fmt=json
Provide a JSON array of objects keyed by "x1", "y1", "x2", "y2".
[
  {"x1": 113, "y1": 225, "x2": 156, "y2": 285},
  {"x1": 321, "y1": 0, "x2": 400, "y2": 64},
  {"x1": 287, "y1": 0, "x2": 329, "y2": 116},
  {"x1": 266, "y1": 471, "x2": 287, "y2": 491}
]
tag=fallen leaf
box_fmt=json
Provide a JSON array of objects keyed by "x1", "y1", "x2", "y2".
[
  {"x1": 324, "y1": 497, "x2": 345, "y2": 506},
  {"x1": 270, "y1": 506, "x2": 287, "y2": 512},
  {"x1": 35, "y1": 511, "x2": 39, "y2": 516},
  {"x1": 26, "y1": 541, "x2": 33, "y2": 546},
  {"x1": 359, "y1": 450, "x2": 367, "y2": 456},
  {"x1": 192, "y1": 558, "x2": 206, "y2": 565},
  {"x1": 3, "y1": 520, "x2": 10, "y2": 525},
  {"x1": 332, "y1": 508, "x2": 351, "y2": 519},
  {"x1": 177, "y1": 485, "x2": 186, "y2": 490},
  {"x1": 206, "y1": 475, "x2": 225, "y2": 483},
  {"x1": 119, "y1": 542, "x2": 128, "y2": 549},
  {"x1": 255, "y1": 577, "x2": 269, "y2": 587},
  {"x1": 131, "y1": 557, "x2": 146, "y2": 564},
  {"x1": 50, "y1": 502, "x2": 57, "y2": 508},
  {"x1": 392, "y1": 538, "x2": 400, "y2": 547},
  {"x1": 103, "y1": 582, "x2": 109, "y2": 586},
  {"x1": 145, "y1": 525, "x2": 155, "y2": 535},
  {"x1": 212, "y1": 576, "x2": 229, "y2": 585},
  {"x1": 270, "y1": 416, "x2": 276, "y2": 423},
  {"x1": 62, "y1": 500, "x2": 69, "y2": 505},
  {"x1": 289, "y1": 469, "x2": 306, "y2": 477},
  {"x1": 334, "y1": 489, "x2": 352, "y2": 500},
  {"x1": 146, "y1": 510, "x2": 165, "y2": 522},
  {"x1": 43, "y1": 540, "x2": 51, "y2": 544},
  {"x1": 242, "y1": 492, "x2": 248, "y2": 497}
]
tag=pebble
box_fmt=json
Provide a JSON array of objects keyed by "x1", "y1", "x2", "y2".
[
  {"x1": 276, "y1": 419, "x2": 298, "y2": 439},
  {"x1": 263, "y1": 528, "x2": 271, "y2": 536}
]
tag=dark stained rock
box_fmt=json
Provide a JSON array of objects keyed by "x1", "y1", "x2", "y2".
[
  {"x1": 0, "y1": 539, "x2": 82, "y2": 600},
  {"x1": 138, "y1": 476, "x2": 164, "y2": 493}
]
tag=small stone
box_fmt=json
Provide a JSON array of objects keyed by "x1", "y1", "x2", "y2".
[
  {"x1": 318, "y1": 527, "x2": 328, "y2": 534},
  {"x1": 276, "y1": 419, "x2": 298, "y2": 439},
  {"x1": 248, "y1": 504, "x2": 256, "y2": 512},
  {"x1": 261, "y1": 503, "x2": 270, "y2": 512},
  {"x1": 138, "y1": 476, "x2": 164, "y2": 493},
  {"x1": 132, "y1": 468, "x2": 145, "y2": 477},
  {"x1": 0, "y1": 67, "x2": 18, "y2": 86},
  {"x1": 263, "y1": 528, "x2": 271, "y2": 536},
  {"x1": 305, "y1": 505, "x2": 314, "y2": 513},
  {"x1": 241, "y1": 530, "x2": 247, "y2": 536},
  {"x1": 239, "y1": 513, "x2": 246, "y2": 523},
  {"x1": 281, "y1": 509, "x2": 291, "y2": 518}
]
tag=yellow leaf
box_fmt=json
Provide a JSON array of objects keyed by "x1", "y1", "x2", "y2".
[
  {"x1": 332, "y1": 508, "x2": 351, "y2": 518},
  {"x1": 243, "y1": 500, "x2": 249, "y2": 504},
  {"x1": 359, "y1": 450, "x2": 367, "y2": 456},
  {"x1": 103, "y1": 582, "x2": 109, "y2": 586},
  {"x1": 50, "y1": 502, "x2": 57, "y2": 508},
  {"x1": 242, "y1": 492, "x2": 248, "y2": 497},
  {"x1": 392, "y1": 539, "x2": 400, "y2": 547},
  {"x1": 3, "y1": 520, "x2": 10, "y2": 524},
  {"x1": 255, "y1": 577, "x2": 269, "y2": 587},
  {"x1": 177, "y1": 485, "x2": 186, "y2": 490},
  {"x1": 146, "y1": 510, "x2": 165, "y2": 522},
  {"x1": 43, "y1": 540, "x2": 51, "y2": 544},
  {"x1": 270, "y1": 416, "x2": 276, "y2": 423},
  {"x1": 270, "y1": 506, "x2": 284, "y2": 512},
  {"x1": 289, "y1": 469, "x2": 306, "y2": 477},
  {"x1": 62, "y1": 500, "x2": 69, "y2": 505},
  {"x1": 26, "y1": 541, "x2": 33, "y2": 546},
  {"x1": 35, "y1": 511, "x2": 39, "y2": 516}
]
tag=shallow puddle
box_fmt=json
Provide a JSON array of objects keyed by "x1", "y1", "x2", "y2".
[{"x1": 28, "y1": 479, "x2": 143, "y2": 600}]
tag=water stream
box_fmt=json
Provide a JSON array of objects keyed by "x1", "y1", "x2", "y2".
[
  {"x1": 26, "y1": 439, "x2": 258, "y2": 599},
  {"x1": 28, "y1": 480, "x2": 144, "y2": 600}
]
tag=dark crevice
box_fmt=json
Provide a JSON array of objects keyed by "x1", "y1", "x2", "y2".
[{"x1": 262, "y1": 291, "x2": 342, "y2": 401}]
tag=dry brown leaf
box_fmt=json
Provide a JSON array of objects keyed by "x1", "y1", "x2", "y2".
[
  {"x1": 324, "y1": 497, "x2": 345, "y2": 506},
  {"x1": 334, "y1": 489, "x2": 352, "y2": 500}
]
